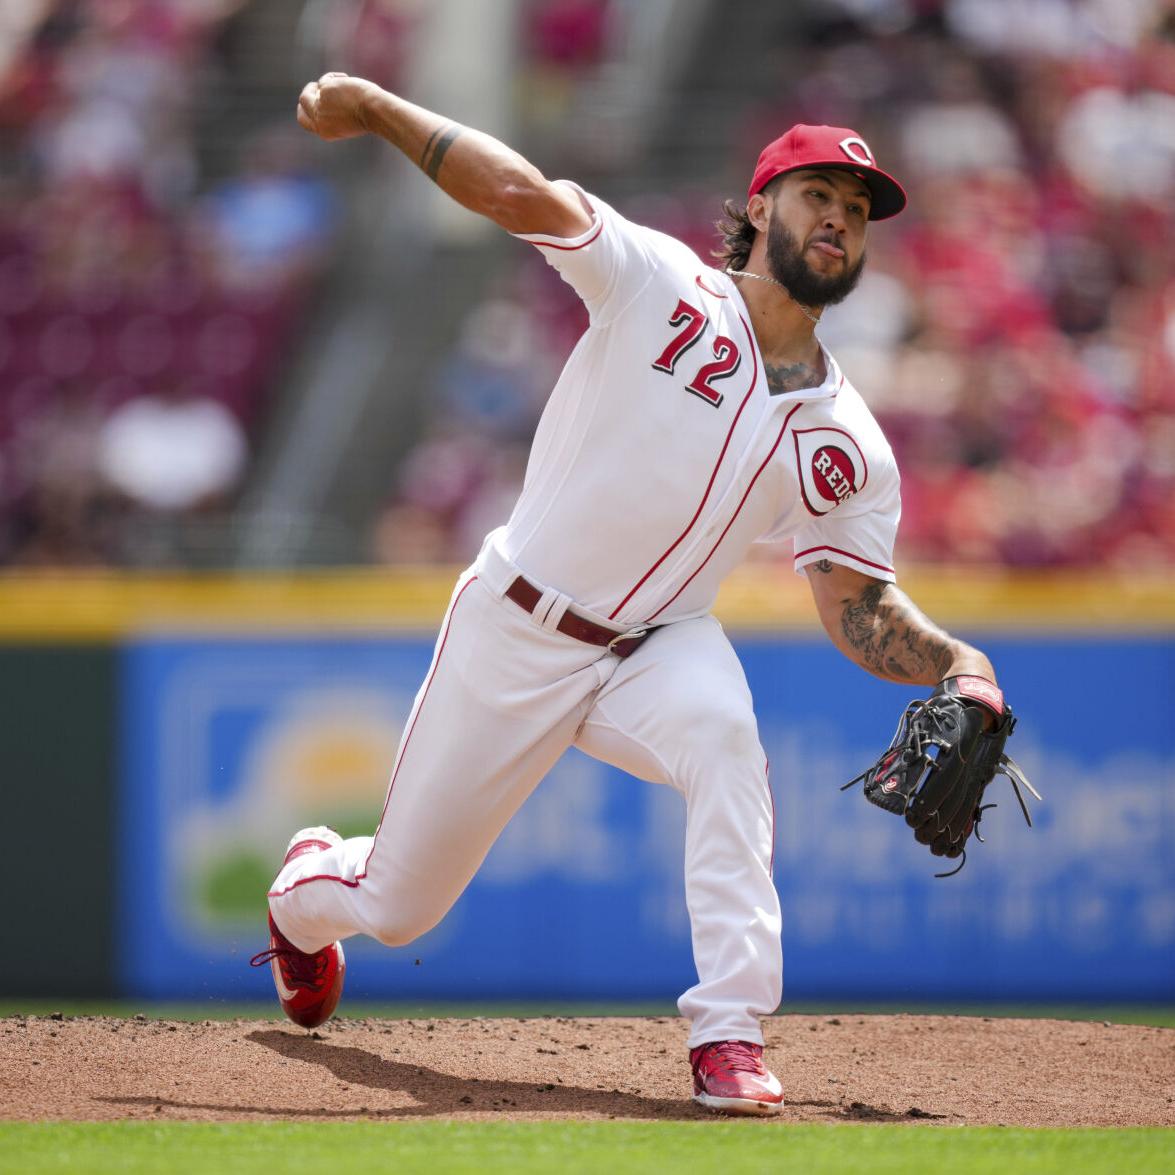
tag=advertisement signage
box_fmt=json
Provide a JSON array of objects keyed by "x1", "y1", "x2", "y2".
[{"x1": 119, "y1": 634, "x2": 1174, "y2": 1001}]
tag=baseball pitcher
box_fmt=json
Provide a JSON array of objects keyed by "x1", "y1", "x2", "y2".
[{"x1": 251, "y1": 73, "x2": 1034, "y2": 1115}]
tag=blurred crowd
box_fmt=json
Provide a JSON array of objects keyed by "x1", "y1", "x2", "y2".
[
  {"x1": 0, "y1": 0, "x2": 340, "y2": 564},
  {"x1": 376, "y1": 0, "x2": 1175, "y2": 571},
  {"x1": 0, "y1": 0, "x2": 605, "y2": 566},
  {"x1": 1, "y1": 0, "x2": 1172, "y2": 571}
]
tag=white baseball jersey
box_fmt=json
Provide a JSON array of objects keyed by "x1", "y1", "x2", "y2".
[{"x1": 489, "y1": 180, "x2": 901, "y2": 628}]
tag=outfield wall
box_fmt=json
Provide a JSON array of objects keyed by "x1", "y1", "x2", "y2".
[{"x1": 3, "y1": 567, "x2": 1172, "y2": 1003}]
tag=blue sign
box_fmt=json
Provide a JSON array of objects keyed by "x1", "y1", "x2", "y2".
[{"x1": 118, "y1": 633, "x2": 1175, "y2": 1002}]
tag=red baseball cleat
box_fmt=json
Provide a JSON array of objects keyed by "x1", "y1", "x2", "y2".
[
  {"x1": 250, "y1": 827, "x2": 345, "y2": 1029},
  {"x1": 690, "y1": 1040, "x2": 784, "y2": 1115}
]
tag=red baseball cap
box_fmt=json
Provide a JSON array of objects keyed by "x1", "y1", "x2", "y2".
[{"x1": 748, "y1": 124, "x2": 907, "y2": 220}]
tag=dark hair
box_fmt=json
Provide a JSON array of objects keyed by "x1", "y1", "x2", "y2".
[
  {"x1": 712, "y1": 177, "x2": 781, "y2": 273},
  {"x1": 712, "y1": 199, "x2": 755, "y2": 273}
]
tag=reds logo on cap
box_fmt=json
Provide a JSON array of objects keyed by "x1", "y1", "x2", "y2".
[
  {"x1": 793, "y1": 427, "x2": 868, "y2": 516},
  {"x1": 838, "y1": 137, "x2": 874, "y2": 167},
  {"x1": 747, "y1": 124, "x2": 907, "y2": 220}
]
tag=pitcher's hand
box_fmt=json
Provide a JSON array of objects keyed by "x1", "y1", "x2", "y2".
[{"x1": 297, "y1": 73, "x2": 379, "y2": 141}]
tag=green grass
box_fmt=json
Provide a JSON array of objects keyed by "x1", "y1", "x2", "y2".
[
  {"x1": 0, "y1": 1122, "x2": 1171, "y2": 1175},
  {"x1": 2, "y1": 999, "x2": 1174, "y2": 1027}
]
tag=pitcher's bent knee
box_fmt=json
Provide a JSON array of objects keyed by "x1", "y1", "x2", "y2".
[{"x1": 366, "y1": 906, "x2": 444, "y2": 948}]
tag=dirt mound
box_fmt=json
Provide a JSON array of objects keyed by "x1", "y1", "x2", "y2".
[{"x1": 2, "y1": 1013, "x2": 1172, "y2": 1125}]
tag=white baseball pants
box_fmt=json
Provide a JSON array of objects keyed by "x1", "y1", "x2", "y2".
[{"x1": 268, "y1": 553, "x2": 781, "y2": 1048}]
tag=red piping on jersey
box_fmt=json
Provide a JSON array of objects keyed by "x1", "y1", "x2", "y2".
[
  {"x1": 526, "y1": 219, "x2": 604, "y2": 251},
  {"x1": 794, "y1": 545, "x2": 894, "y2": 575},
  {"x1": 765, "y1": 756, "x2": 776, "y2": 874},
  {"x1": 608, "y1": 311, "x2": 760, "y2": 620},
  {"x1": 645, "y1": 404, "x2": 802, "y2": 623},
  {"x1": 267, "y1": 575, "x2": 479, "y2": 901}
]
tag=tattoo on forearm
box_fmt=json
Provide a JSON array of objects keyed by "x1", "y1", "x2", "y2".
[
  {"x1": 841, "y1": 582, "x2": 955, "y2": 683},
  {"x1": 764, "y1": 361, "x2": 822, "y2": 396},
  {"x1": 420, "y1": 122, "x2": 463, "y2": 181}
]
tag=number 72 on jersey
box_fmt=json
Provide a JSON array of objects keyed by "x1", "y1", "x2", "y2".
[{"x1": 651, "y1": 298, "x2": 742, "y2": 408}]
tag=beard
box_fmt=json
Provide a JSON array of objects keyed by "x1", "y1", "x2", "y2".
[{"x1": 765, "y1": 217, "x2": 866, "y2": 308}]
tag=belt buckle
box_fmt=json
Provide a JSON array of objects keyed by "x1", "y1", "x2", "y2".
[{"x1": 607, "y1": 625, "x2": 649, "y2": 652}]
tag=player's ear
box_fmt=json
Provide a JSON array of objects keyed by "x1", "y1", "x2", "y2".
[{"x1": 747, "y1": 192, "x2": 771, "y2": 233}]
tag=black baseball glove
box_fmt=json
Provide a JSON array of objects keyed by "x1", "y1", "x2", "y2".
[{"x1": 842, "y1": 675, "x2": 1040, "y2": 876}]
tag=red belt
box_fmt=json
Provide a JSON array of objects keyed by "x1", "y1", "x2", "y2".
[{"x1": 504, "y1": 576, "x2": 652, "y2": 659}]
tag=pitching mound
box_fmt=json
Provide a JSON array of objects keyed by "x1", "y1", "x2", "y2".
[{"x1": 3, "y1": 1014, "x2": 1172, "y2": 1125}]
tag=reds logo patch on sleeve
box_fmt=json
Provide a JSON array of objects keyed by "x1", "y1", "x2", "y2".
[{"x1": 793, "y1": 427, "x2": 868, "y2": 516}]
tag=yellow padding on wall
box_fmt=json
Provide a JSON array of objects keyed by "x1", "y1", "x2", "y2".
[{"x1": 0, "y1": 565, "x2": 1170, "y2": 641}]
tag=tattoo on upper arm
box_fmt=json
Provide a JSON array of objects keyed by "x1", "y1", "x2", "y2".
[
  {"x1": 420, "y1": 122, "x2": 463, "y2": 181},
  {"x1": 840, "y1": 582, "x2": 955, "y2": 683},
  {"x1": 809, "y1": 559, "x2": 834, "y2": 573}
]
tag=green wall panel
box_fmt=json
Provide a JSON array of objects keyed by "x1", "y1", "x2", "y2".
[{"x1": 0, "y1": 646, "x2": 117, "y2": 996}]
